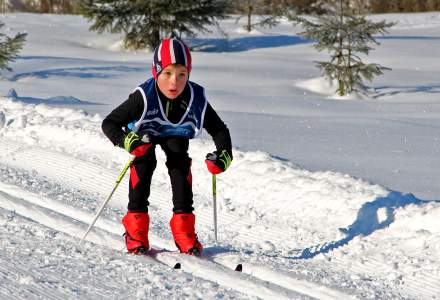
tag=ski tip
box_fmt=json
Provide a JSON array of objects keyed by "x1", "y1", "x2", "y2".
[
  {"x1": 234, "y1": 264, "x2": 242, "y2": 272},
  {"x1": 173, "y1": 263, "x2": 181, "y2": 270}
]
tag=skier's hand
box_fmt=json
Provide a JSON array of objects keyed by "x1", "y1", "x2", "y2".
[
  {"x1": 205, "y1": 150, "x2": 232, "y2": 174},
  {"x1": 122, "y1": 132, "x2": 152, "y2": 157}
]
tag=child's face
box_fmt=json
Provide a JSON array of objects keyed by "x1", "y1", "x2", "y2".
[{"x1": 156, "y1": 64, "x2": 189, "y2": 99}]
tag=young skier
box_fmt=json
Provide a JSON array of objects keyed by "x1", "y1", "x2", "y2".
[{"x1": 102, "y1": 38, "x2": 232, "y2": 256}]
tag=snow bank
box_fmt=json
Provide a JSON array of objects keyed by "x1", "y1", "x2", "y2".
[
  {"x1": 2, "y1": 95, "x2": 439, "y2": 298},
  {"x1": 2, "y1": 96, "x2": 439, "y2": 258},
  {"x1": 295, "y1": 77, "x2": 369, "y2": 100},
  {"x1": 0, "y1": 96, "x2": 111, "y2": 162}
]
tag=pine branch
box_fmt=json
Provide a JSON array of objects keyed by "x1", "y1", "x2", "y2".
[{"x1": 0, "y1": 22, "x2": 27, "y2": 71}]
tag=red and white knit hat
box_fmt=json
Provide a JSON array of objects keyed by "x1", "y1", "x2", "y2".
[{"x1": 151, "y1": 38, "x2": 192, "y2": 79}]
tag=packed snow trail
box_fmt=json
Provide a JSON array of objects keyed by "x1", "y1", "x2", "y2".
[
  {"x1": 0, "y1": 206, "x2": 253, "y2": 300},
  {"x1": 0, "y1": 180, "x2": 350, "y2": 300},
  {"x1": 0, "y1": 141, "x2": 357, "y2": 299},
  {"x1": 1, "y1": 139, "x2": 437, "y2": 299}
]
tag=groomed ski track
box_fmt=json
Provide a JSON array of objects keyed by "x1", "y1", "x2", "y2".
[
  {"x1": 0, "y1": 141, "x2": 353, "y2": 299},
  {"x1": 0, "y1": 141, "x2": 437, "y2": 299}
]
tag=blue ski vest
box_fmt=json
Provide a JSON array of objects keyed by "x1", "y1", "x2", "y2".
[{"x1": 129, "y1": 78, "x2": 208, "y2": 139}]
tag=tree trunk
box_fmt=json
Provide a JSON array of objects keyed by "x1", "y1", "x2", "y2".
[
  {"x1": 337, "y1": 0, "x2": 346, "y2": 96},
  {"x1": 62, "y1": 0, "x2": 72, "y2": 14},
  {"x1": 246, "y1": 0, "x2": 253, "y2": 32}
]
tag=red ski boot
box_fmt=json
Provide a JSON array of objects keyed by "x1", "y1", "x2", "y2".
[
  {"x1": 122, "y1": 212, "x2": 149, "y2": 254},
  {"x1": 170, "y1": 213, "x2": 203, "y2": 256}
]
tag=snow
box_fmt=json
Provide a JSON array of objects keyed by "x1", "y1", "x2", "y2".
[{"x1": 0, "y1": 12, "x2": 439, "y2": 299}]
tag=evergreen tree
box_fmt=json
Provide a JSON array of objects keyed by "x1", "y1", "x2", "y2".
[
  {"x1": 0, "y1": 21, "x2": 27, "y2": 72},
  {"x1": 79, "y1": 0, "x2": 229, "y2": 50},
  {"x1": 293, "y1": 0, "x2": 394, "y2": 96}
]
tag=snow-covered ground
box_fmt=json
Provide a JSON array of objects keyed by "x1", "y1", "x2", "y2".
[{"x1": 0, "y1": 12, "x2": 439, "y2": 299}]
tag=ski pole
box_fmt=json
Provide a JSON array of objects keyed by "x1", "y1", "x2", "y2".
[
  {"x1": 79, "y1": 156, "x2": 135, "y2": 246},
  {"x1": 212, "y1": 174, "x2": 218, "y2": 244}
]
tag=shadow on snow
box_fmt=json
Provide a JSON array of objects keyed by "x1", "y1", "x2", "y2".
[
  {"x1": 188, "y1": 34, "x2": 440, "y2": 53},
  {"x1": 4, "y1": 88, "x2": 99, "y2": 106},
  {"x1": 17, "y1": 55, "x2": 99, "y2": 62},
  {"x1": 9, "y1": 65, "x2": 144, "y2": 81},
  {"x1": 294, "y1": 191, "x2": 440, "y2": 260},
  {"x1": 373, "y1": 85, "x2": 440, "y2": 98},
  {"x1": 377, "y1": 35, "x2": 440, "y2": 41},
  {"x1": 189, "y1": 35, "x2": 310, "y2": 52}
]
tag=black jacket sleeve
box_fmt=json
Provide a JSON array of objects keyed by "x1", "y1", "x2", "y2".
[
  {"x1": 203, "y1": 103, "x2": 233, "y2": 158},
  {"x1": 102, "y1": 90, "x2": 144, "y2": 147}
]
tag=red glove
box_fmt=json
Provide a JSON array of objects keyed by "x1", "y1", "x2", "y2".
[{"x1": 205, "y1": 150, "x2": 232, "y2": 175}]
